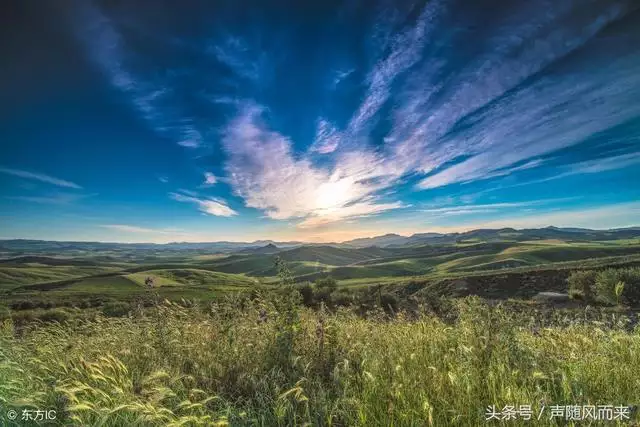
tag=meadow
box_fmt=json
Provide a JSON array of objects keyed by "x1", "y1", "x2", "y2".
[
  {"x1": 1, "y1": 295, "x2": 639, "y2": 426},
  {"x1": 1, "y1": 230, "x2": 640, "y2": 425}
]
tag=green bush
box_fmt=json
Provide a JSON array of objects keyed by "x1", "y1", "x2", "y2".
[
  {"x1": 37, "y1": 309, "x2": 70, "y2": 323},
  {"x1": 315, "y1": 276, "x2": 338, "y2": 291},
  {"x1": 380, "y1": 293, "x2": 399, "y2": 314},
  {"x1": 11, "y1": 310, "x2": 36, "y2": 324},
  {"x1": 102, "y1": 301, "x2": 131, "y2": 317},
  {"x1": 298, "y1": 283, "x2": 314, "y2": 306},
  {"x1": 567, "y1": 270, "x2": 596, "y2": 302},
  {"x1": 595, "y1": 267, "x2": 640, "y2": 305}
]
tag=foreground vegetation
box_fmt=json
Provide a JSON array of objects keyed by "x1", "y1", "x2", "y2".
[{"x1": 2, "y1": 293, "x2": 639, "y2": 426}]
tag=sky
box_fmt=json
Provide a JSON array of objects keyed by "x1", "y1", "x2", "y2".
[{"x1": 1, "y1": 0, "x2": 639, "y2": 243}]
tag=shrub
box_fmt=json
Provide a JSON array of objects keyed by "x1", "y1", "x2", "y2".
[
  {"x1": 595, "y1": 267, "x2": 640, "y2": 305},
  {"x1": 37, "y1": 309, "x2": 70, "y2": 323},
  {"x1": 380, "y1": 293, "x2": 399, "y2": 315},
  {"x1": 315, "y1": 276, "x2": 338, "y2": 291},
  {"x1": 567, "y1": 270, "x2": 596, "y2": 302},
  {"x1": 11, "y1": 310, "x2": 36, "y2": 324},
  {"x1": 102, "y1": 301, "x2": 131, "y2": 317},
  {"x1": 10, "y1": 300, "x2": 36, "y2": 311},
  {"x1": 298, "y1": 283, "x2": 314, "y2": 307},
  {"x1": 332, "y1": 291, "x2": 355, "y2": 307}
]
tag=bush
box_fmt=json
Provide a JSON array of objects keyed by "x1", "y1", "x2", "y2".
[
  {"x1": 11, "y1": 310, "x2": 36, "y2": 324},
  {"x1": 102, "y1": 301, "x2": 131, "y2": 317},
  {"x1": 567, "y1": 270, "x2": 596, "y2": 302},
  {"x1": 315, "y1": 276, "x2": 338, "y2": 291},
  {"x1": 10, "y1": 300, "x2": 36, "y2": 311},
  {"x1": 380, "y1": 293, "x2": 399, "y2": 315},
  {"x1": 37, "y1": 309, "x2": 70, "y2": 323},
  {"x1": 298, "y1": 283, "x2": 314, "y2": 307},
  {"x1": 595, "y1": 267, "x2": 640, "y2": 305}
]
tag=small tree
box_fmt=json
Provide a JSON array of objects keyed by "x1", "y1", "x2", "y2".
[
  {"x1": 298, "y1": 282, "x2": 314, "y2": 306},
  {"x1": 274, "y1": 256, "x2": 294, "y2": 287}
]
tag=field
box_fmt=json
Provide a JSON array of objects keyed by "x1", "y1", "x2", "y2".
[
  {"x1": 2, "y1": 229, "x2": 640, "y2": 425},
  {"x1": 2, "y1": 298, "x2": 639, "y2": 426}
]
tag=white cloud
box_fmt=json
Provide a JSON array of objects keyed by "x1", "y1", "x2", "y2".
[
  {"x1": 169, "y1": 191, "x2": 237, "y2": 217},
  {"x1": 0, "y1": 167, "x2": 82, "y2": 189},
  {"x1": 568, "y1": 152, "x2": 640, "y2": 174},
  {"x1": 419, "y1": 199, "x2": 571, "y2": 217},
  {"x1": 102, "y1": 224, "x2": 157, "y2": 233},
  {"x1": 203, "y1": 172, "x2": 217, "y2": 185},
  {"x1": 222, "y1": 104, "x2": 406, "y2": 228},
  {"x1": 101, "y1": 224, "x2": 187, "y2": 235},
  {"x1": 310, "y1": 119, "x2": 340, "y2": 154}
]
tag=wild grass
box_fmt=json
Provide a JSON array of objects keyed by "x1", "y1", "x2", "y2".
[{"x1": 1, "y1": 295, "x2": 639, "y2": 426}]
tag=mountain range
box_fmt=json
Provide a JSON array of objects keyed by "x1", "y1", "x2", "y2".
[{"x1": 1, "y1": 226, "x2": 639, "y2": 255}]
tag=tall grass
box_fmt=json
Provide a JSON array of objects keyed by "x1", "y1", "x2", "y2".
[{"x1": 1, "y1": 296, "x2": 639, "y2": 426}]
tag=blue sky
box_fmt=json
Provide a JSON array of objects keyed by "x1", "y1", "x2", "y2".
[{"x1": 1, "y1": 0, "x2": 639, "y2": 243}]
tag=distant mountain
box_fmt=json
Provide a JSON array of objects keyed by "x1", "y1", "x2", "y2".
[
  {"x1": 236, "y1": 243, "x2": 281, "y2": 255},
  {"x1": 341, "y1": 226, "x2": 640, "y2": 248},
  {"x1": 342, "y1": 233, "x2": 411, "y2": 248},
  {"x1": 1, "y1": 226, "x2": 639, "y2": 255},
  {"x1": 545, "y1": 226, "x2": 595, "y2": 233},
  {"x1": 251, "y1": 240, "x2": 303, "y2": 248}
]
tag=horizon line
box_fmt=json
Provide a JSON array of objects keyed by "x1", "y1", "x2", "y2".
[{"x1": 1, "y1": 224, "x2": 638, "y2": 246}]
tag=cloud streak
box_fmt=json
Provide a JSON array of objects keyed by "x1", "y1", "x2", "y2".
[
  {"x1": 73, "y1": 2, "x2": 204, "y2": 148},
  {"x1": 0, "y1": 167, "x2": 82, "y2": 189},
  {"x1": 169, "y1": 191, "x2": 237, "y2": 217},
  {"x1": 101, "y1": 224, "x2": 185, "y2": 235}
]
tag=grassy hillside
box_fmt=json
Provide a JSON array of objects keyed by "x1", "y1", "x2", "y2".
[
  {"x1": 2, "y1": 299, "x2": 639, "y2": 426},
  {"x1": 0, "y1": 266, "x2": 123, "y2": 289},
  {"x1": 127, "y1": 269, "x2": 257, "y2": 289}
]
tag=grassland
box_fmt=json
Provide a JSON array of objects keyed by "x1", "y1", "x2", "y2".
[
  {"x1": 2, "y1": 237, "x2": 640, "y2": 308},
  {"x1": 2, "y1": 232, "x2": 640, "y2": 425},
  {"x1": 1, "y1": 297, "x2": 639, "y2": 426}
]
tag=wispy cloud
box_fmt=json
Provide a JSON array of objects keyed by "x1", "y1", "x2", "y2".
[
  {"x1": 0, "y1": 167, "x2": 82, "y2": 189},
  {"x1": 73, "y1": 3, "x2": 204, "y2": 148},
  {"x1": 169, "y1": 191, "x2": 237, "y2": 217},
  {"x1": 309, "y1": 119, "x2": 340, "y2": 154},
  {"x1": 494, "y1": 152, "x2": 640, "y2": 190},
  {"x1": 158, "y1": 176, "x2": 169, "y2": 183},
  {"x1": 101, "y1": 224, "x2": 185, "y2": 234},
  {"x1": 420, "y1": 198, "x2": 572, "y2": 217},
  {"x1": 412, "y1": 1, "x2": 635, "y2": 189},
  {"x1": 6, "y1": 193, "x2": 92, "y2": 205}
]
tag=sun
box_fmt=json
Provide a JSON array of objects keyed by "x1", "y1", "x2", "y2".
[{"x1": 314, "y1": 178, "x2": 355, "y2": 211}]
